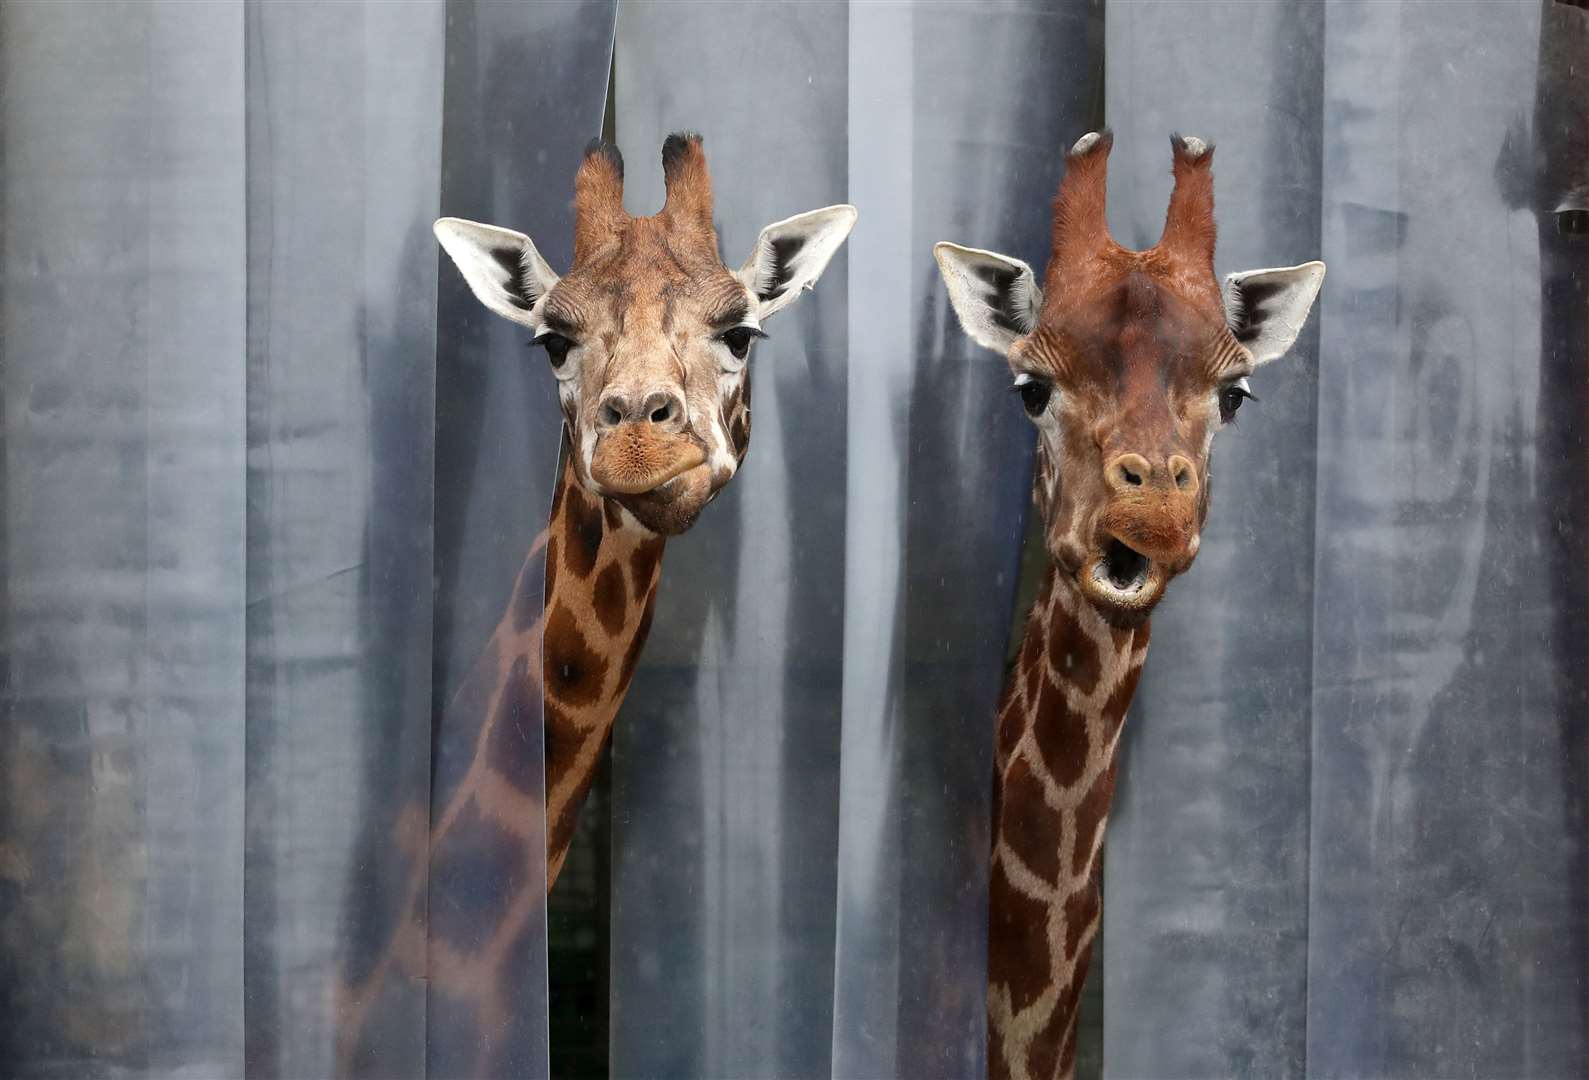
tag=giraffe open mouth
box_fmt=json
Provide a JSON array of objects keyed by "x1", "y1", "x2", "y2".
[
  {"x1": 1102, "y1": 538, "x2": 1151, "y2": 590},
  {"x1": 1081, "y1": 537, "x2": 1164, "y2": 615}
]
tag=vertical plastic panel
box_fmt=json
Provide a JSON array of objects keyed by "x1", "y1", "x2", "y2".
[
  {"x1": 426, "y1": 2, "x2": 615, "y2": 1076},
  {"x1": 834, "y1": 4, "x2": 1102, "y2": 1077},
  {"x1": 241, "y1": 4, "x2": 444, "y2": 1078},
  {"x1": 0, "y1": 1, "x2": 247, "y2": 1074},
  {"x1": 1529, "y1": 2, "x2": 1589, "y2": 1054},
  {"x1": 1310, "y1": 2, "x2": 1588, "y2": 1075},
  {"x1": 1100, "y1": 5, "x2": 1323, "y2": 1077},
  {"x1": 608, "y1": 5, "x2": 850, "y2": 1076}
]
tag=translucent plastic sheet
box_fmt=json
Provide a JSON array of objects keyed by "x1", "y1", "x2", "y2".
[
  {"x1": 1100, "y1": 4, "x2": 1323, "y2": 1075},
  {"x1": 0, "y1": 2, "x2": 615, "y2": 1076},
  {"x1": 0, "y1": 3, "x2": 248, "y2": 1073},
  {"x1": 1105, "y1": 2, "x2": 1588, "y2": 1077},
  {"x1": 424, "y1": 2, "x2": 614, "y2": 1076},
  {"x1": 2, "y1": 3, "x2": 1584, "y2": 1077},
  {"x1": 242, "y1": 5, "x2": 444, "y2": 1076},
  {"x1": 836, "y1": 5, "x2": 1101, "y2": 1077},
  {"x1": 609, "y1": 5, "x2": 850, "y2": 1076},
  {"x1": 1306, "y1": 2, "x2": 1587, "y2": 1074}
]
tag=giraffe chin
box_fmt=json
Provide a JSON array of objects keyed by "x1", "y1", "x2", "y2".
[
  {"x1": 612, "y1": 462, "x2": 715, "y2": 536},
  {"x1": 1077, "y1": 538, "x2": 1168, "y2": 626}
]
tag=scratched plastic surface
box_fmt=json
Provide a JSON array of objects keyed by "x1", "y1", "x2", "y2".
[
  {"x1": 2, "y1": 2, "x2": 1585, "y2": 1078},
  {"x1": 606, "y1": 5, "x2": 853, "y2": 1077},
  {"x1": 0, "y1": 3, "x2": 249, "y2": 1073},
  {"x1": 0, "y1": 2, "x2": 613, "y2": 1077},
  {"x1": 833, "y1": 5, "x2": 1101, "y2": 1078},
  {"x1": 606, "y1": 3, "x2": 1099, "y2": 1077},
  {"x1": 1099, "y1": 3, "x2": 1323, "y2": 1076},
  {"x1": 423, "y1": 2, "x2": 614, "y2": 1077},
  {"x1": 1104, "y1": 2, "x2": 1589, "y2": 1078},
  {"x1": 239, "y1": 5, "x2": 447, "y2": 1077}
]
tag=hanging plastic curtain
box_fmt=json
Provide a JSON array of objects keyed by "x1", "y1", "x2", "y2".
[
  {"x1": 1105, "y1": 1, "x2": 1589, "y2": 1077},
  {"x1": 0, "y1": 3, "x2": 249, "y2": 1073},
  {"x1": 605, "y1": 2, "x2": 1100, "y2": 1077},
  {"x1": 1099, "y1": 3, "x2": 1323, "y2": 1075},
  {"x1": 607, "y1": 5, "x2": 851, "y2": 1076},
  {"x1": 1305, "y1": 1, "x2": 1586, "y2": 1075},
  {"x1": 0, "y1": 2, "x2": 614, "y2": 1076},
  {"x1": 4, "y1": 1, "x2": 1587, "y2": 1077},
  {"x1": 834, "y1": 4, "x2": 1101, "y2": 1077}
]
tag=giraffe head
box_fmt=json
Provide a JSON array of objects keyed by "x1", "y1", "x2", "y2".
[
  {"x1": 436, "y1": 133, "x2": 856, "y2": 535},
  {"x1": 937, "y1": 132, "x2": 1323, "y2": 625}
]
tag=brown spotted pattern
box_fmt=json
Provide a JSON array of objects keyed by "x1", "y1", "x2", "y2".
[
  {"x1": 984, "y1": 134, "x2": 1243, "y2": 1080},
  {"x1": 335, "y1": 446, "x2": 667, "y2": 1077},
  {"x1": 988, "y1": 567, "x2": 1148, "y2": 1080},
  {"x1": 328, "y1": 129, "x2": 859, "y2": 1076}
]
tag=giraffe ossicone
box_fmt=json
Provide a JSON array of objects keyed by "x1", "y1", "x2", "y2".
[{"x1": 935, "y1": 131, "x2": 1323, "y2": 1079}]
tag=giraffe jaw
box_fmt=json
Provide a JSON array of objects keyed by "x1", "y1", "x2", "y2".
[{"x1": 613, "y1": 461, "x2": 716, "y2": 535}]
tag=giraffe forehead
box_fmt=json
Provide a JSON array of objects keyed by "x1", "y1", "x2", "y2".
[
  {"x1": 549, "y1": 227, "x2": 744, "y2": 337},
  {"x1": 1029, "y1": 269, "x2": 1230, "y2": 391}
]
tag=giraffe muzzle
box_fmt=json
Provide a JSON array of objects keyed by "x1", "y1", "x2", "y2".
[
  {"x1": 589, "y1": 423, "x2": 707, "y2": 496},
  {"x1": 1077, "y1": 502, "x2": 1199, "y2": 618}
]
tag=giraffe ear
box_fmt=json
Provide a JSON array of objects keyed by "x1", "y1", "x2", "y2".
[
  {"x1": 737, "y1": 204, "x2": 858, "y2": 318},
  {"x1": 932, "y1": 242, "x2": 1043, "y2": 357},
  {"x1": 1222, "y1": 261, "x2": 1326, "y2": 366},
  {"x1": 434, "y1": 217, "x2": 561, "y2": 329}
]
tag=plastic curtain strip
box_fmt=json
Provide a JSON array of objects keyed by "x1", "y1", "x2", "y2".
[
  {"x1": 1100, "y1": 3, "x2": 1324, "y2": 1076},
  {"x1": 422, "y1": 2, "x2": 613, "y2": 1076},
  {"x1": 836, "y1": 4, "x2": 1101, "y2": 1077},
  {"x1": 0, "y1": 3, "x2": 249, "y2": 1073},
  {"x1": 609, "y1": 4, "x2": 851, "y2": 1076},
  {"x1": 0, "y1": 2, "x2": 616, "y2": 1076},
  {"x1": 242, "y1": 3, "x2": 445, "y2": 1077},
  {"x1": 1308, "y1": 2, "x2": 1587, "y2": 1075}
]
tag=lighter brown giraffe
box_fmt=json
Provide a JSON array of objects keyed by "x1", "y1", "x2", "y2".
[
  {"x1": 334, "y1": 133, "x2": 854, "y2": 1077},
  {"x1": 936, "y1": 130, "x2": 1324, "y2": 1079}
]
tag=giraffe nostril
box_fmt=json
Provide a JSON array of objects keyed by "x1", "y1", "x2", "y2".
[
  {"x1": 641, "y1": 391, "x2": 683, "y2": 427},
  {"x1": 1107, "y1": 453, "x2": 1156, "y2": 494},
  {"x1": 1169, "y1": 455, "x2": 1197, "y2": 493},
  {"x1": 601, "y1": 403, "x2": 623, "y2": 427}
]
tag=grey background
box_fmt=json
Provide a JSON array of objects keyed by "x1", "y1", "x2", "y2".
[{"x1": 1, "y1": 2, "x2": 1585, "y2": 1078}]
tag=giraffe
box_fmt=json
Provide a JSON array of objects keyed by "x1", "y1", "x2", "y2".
[
  {"x1": 334, "y1": 133, "x2": 855, "y2": 1077},
  {"x1": 934, "y1": 130, "x2": 1324, "y2": 1080}
]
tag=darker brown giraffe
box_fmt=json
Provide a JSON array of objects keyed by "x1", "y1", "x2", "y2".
[
  {"x1": 334, "y1": 134, "x2": 854, "y2": 1077},
  {"x1": 936, "y1": 130, "x2": 1324, "y2": 1079}
]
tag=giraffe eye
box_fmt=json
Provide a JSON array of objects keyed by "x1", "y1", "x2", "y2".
[
  {"x1": 1219, "y1": 377, "x2": 1256, "y2": 423},
  {"x1": 531, "y1": 332, "x2": 574, "y2": 369},
  {"x1": 718, "y1": 325, "x2": 764, "y2": 361},
  {"x1": 1012, "y1": 373, "x2": 1052, "y2": 418}
]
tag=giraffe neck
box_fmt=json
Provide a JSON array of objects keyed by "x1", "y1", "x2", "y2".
[
  {"x1": 539, "y1": 446, "x2": 665, "y2": 884},
  {"x1": 335, "y1": 436, "x2": 665, "y2": 1077},
  {"x1": 986, "y1": 562, "x2": 1150, "y2": 1080}
]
